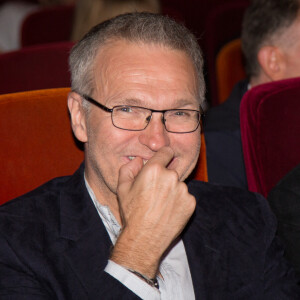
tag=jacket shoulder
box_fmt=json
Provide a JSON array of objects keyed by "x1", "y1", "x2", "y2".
[{"x1": 187, "y1": 180, "x2": 276, "y2": 237}]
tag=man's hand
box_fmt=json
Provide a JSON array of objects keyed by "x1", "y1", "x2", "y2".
[{"x1": 110, "y1": 147, "x2": 196, "y2": 278}]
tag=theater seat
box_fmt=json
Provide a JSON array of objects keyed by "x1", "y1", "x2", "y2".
[
  {"x1": 0, "y1": 88, "x2": 207, "y2": 205},
  {"x1": 0, "y1": 41, "x2": 74, "y2": 95},
  {"x1": 216, "y1": 39, "x2": 246, "y2": 104},
  {"x1": 21, "y1": 4, "x2": 74, "y2": 47},
  {"x1": 192, "y1": 132, "x2": 208, "y2": 182},
  {"x1": 204, "y1": 1, "x2": 249, "y2": 106},
  {"x1": 240, "y1": 78, "x2": 300, "y2": 197},
  {"x1": 0, "y1": 88, "x2": 83, "y2": 204}
]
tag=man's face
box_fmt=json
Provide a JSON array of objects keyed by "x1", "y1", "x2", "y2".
[{"x1": 82, "y1": 40, "x2": 201, "y2": 197}]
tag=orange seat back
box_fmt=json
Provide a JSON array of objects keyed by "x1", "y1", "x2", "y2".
[
  {"x1": 192, "y1": 132, "x2": 208, "y2": 182},
  {"x1": 0, "y1": 88, "x2": 84, "y2": 204},
  {"x1": 216, "y1": 38, "x2": 246, "y2": 104}
]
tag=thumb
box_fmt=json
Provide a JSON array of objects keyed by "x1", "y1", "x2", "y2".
[{"x1": 118, "y1": 157, "x2": 144, "y2": 190}]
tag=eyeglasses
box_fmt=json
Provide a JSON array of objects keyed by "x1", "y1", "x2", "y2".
[{"x1": 78, "y1": 93, "x2": 203, "y2": 133}]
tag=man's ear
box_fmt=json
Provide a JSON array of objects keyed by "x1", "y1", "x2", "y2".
[
  {"x1": 68, "y1": 92, "x2": 88, "y2": 143},
  {"x1": 257, "y1": 46, "x2": 286, "y2": 81}
]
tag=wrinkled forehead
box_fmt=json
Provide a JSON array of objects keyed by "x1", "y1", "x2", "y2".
[{"x1": 92, "y1": 39, "x2": 200, "y2": 100}]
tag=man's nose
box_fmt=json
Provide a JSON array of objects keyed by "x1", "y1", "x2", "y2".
[{"x1": 138, "y1": 113, "x2": 170, "y2": 151}]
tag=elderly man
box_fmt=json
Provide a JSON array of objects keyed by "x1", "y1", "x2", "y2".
[
  {"x1": 0, "y1": 13, "x2": 299, "y2": 299},
  {"x1": 204, "y1": 0, "x2": 300, "y2": 189}
]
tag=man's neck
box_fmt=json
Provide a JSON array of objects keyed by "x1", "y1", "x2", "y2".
[
  {"x1": 250, "y1": 72, "x2": 272, "y2": 88},
  {"x1": 84, "y1": 172, "x2": 122, "y2": 226}
]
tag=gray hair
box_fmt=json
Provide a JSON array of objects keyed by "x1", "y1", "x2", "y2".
[{"x1": 69, "y1": 12, "x2": 205, "y2": 105}]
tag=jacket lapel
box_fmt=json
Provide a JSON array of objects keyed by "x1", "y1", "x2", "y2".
[
  {"x1": 59, "y1": 164, "x2": 113, "y2": 297},
  {"x1": 183, "y1": 181, "x2": 228, "y2": 299}
]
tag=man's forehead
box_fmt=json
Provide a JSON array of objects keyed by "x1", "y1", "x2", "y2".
[
  {"x1": 95, "y1": 38, "x2": 190, "y2": 63},
  {"x1": 93, "y1": 38, "x2": 196, "y2": 85},
  {"x1": 91, "y1": 38, "x2": 199, "y2": 105}
]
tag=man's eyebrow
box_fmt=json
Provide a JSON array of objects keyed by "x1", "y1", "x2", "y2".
[
  {"x1": 119, "y1": 98, "x2": 144, "y2": 106},
  {"x1": 172, "y1": 98, "x2": 199, "y2": 108},
  {"x1": 113, "y1": 98, "x2": 198, "y2": 107}
]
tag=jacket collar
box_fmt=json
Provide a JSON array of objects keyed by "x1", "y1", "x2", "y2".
[{"x1": 59, "y1": 163, "x2": 113, "y2": 297}]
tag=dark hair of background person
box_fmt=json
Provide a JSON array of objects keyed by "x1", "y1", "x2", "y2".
[{"x1": 241, "y1": 0, "x2": 300, "y2": 78}]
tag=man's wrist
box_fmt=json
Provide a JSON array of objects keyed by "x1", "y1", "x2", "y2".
[
  {"x1": 105, "y1": 260, "x2": 161, "y2": 299},
  {"x1": 127, "y1": 268, "x2": 159, "y2": 289},
  {"x1": 111, "y1": 228, "x2": 160, "y2": 278}
]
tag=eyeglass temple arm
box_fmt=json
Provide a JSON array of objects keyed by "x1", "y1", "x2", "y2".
[{"x1": 74, "y1": 91, "x2": 113, "y2": 113}]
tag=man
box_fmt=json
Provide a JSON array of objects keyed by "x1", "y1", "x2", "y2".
[
  {"x1": 204, "y1": 0, "x2": 300, "y2": 189},
  {"x1": 0, "y1": 12, "x2": 299, "y2": 299}
]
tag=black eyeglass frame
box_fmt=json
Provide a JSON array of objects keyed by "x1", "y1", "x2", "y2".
[{"x1": 77, "y1": 92, "x2": 204, "y2": 133}]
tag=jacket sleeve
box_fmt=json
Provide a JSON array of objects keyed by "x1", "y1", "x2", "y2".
[
  {"x1": 0, "y1": 227, "x2": 142, "y2": 300},
  {"x1": 258, "y1": 193, "x2": 300, "y2": 298}
]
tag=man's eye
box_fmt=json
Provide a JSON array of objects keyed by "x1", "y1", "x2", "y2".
[
  {"x1": 174, "y1": 111, "x2": 185, "y2": 116},
  {"x1": 117, "y1": 106, "x2": 133, "y2": 113},
  {"x1": 172, "y1": 110, "x2": 190, "y2": 117}
]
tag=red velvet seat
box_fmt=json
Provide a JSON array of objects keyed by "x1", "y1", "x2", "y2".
[
  {"x1": 0, "y1": 41, "x2": 74, "y2": 94},
  {"x1": 21, "y1": 4, "x2": 74, "y2": 47},
  {"x1": 204, "y1": 1, "x2": 249, "y2": 106},
  {"x1": 240, "y1": 78, "x2": 300, "y2": 198}
]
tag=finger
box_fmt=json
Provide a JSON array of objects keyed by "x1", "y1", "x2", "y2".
[
  {"x1": 146, "y1": 146, "x2": 175, "y2": 168},
  {"x1": 118, "y1": 156, "x2": 144, "y2": 187}
]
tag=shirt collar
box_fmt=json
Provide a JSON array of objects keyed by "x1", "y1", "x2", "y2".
[{"x1": 84, "y1": 174, "x2": 121, "y2": 244}]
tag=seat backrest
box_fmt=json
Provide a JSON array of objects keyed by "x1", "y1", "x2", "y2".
[
  {"x1": 0, "y1": 88, "x2": 84, "y2": 204},
  {"x1": 0, "y1": 88, "x2": 207, "y2": 204},
  {"x1": 204, "y1": 1, "x2": 249, "y2": 106},
  {"x1": 21, "y1": 4, "x2": 74, "y2": 47},
  {"x1": 216, "y1": 39, "x2": 246, "y2": 104},
  {"x1": 240, "y1": 78, "x2": 300, "y2": 197},
  {"x1": 0, "y1": 41, "x2": 73, "y2": 94},
  {"x1": 192, "y1": 132, "x2": 208, "y2": 182}
]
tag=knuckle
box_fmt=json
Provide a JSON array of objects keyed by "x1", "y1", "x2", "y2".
[
  {"x1": 168, "y1": 169, "x2": 179, "y2": 181},
  {"x1": 148, "y1": 162, "x2": 164, "y2": 174},
  {"x1": 179, "y1": 185, "x2": 196, "y2": 212},
  {"x1": 189, "y1": 195, "x2": 196, "y2": 211},
  {"x1": 178, "y1": 181, "x2": 188, "y2": 191},
  {"x1": 184, "y1": 197, "x2": 196, "y2": 215}
]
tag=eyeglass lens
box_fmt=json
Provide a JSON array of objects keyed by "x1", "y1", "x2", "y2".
[{"x1": 111, "y1": 106, "x2": 200, "y2": 133}]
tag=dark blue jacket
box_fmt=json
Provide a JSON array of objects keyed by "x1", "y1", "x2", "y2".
[{"x1": 0, "y1": 164, "x2": 299, "y2": 299}]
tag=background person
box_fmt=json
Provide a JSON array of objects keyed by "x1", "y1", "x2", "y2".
[{"x1": 204, "y1": 0, "x2": 300, "y2": 189}]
